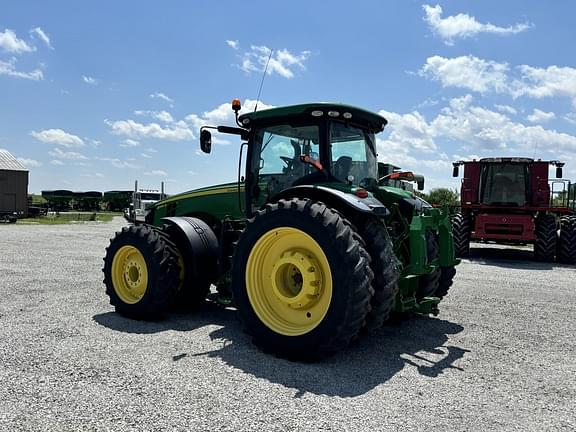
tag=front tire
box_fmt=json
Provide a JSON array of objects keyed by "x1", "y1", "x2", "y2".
[
  {"x1": 451, "y1": 213, "x2": 471, "y2": 257},
  {"x1": 102, "y1": 225, "x2": 179, "y2": 319},
  {"x1": 231, "y1": 198, "x2": 373, "y2": 360},
  {"x1": 534, "y1": 214, "x2": 556, "y2": 262}
]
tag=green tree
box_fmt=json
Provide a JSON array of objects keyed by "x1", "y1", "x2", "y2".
[{"x1": 424, "y1": 188, "x2": 460, "y2": 208}]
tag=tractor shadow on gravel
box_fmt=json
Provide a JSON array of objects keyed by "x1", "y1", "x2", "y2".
[
  {"x1": 465, "y1": 245, "x2": 556, "y2": 270},
  {"x1": 94, "y1": 306, "x2": 468, "y2": 398}
]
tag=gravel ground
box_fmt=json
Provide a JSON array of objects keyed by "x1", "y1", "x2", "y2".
[{"x1": 0, "y1": 218, "x2": 574, "y2": 431}]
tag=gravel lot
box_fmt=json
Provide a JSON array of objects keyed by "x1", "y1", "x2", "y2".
[{"x1": 1, "y1": 218, "x2": 574, "y2": 431}]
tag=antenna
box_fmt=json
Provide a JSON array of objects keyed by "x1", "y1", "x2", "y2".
[{"x1": 254, "y1": 48, "x2": 274, "y2": 112}]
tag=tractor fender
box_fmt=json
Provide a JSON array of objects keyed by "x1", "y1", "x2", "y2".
[
  {"x1": 272, "y1": 185, "x2": 389, "y2": 217},
  {"x1": 160, "y1": 216, "x2": 219, "y2": 281}
]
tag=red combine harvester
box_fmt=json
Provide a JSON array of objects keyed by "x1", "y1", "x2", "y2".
[{"x1": 451, "y1": 157, "x2": 576, "y2": 263}]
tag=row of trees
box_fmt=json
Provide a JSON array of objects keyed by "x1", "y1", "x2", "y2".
[{"x1": 416, "y1": 188, "x2": 460, "y2": 209}]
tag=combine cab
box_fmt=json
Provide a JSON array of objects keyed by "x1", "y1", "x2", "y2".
[
  {"x1": 102, "y1": 101, "x2": 459, "y2": 360},
  {"x1": 452, "y1": 157, "x2": 576, "y2": 263}
]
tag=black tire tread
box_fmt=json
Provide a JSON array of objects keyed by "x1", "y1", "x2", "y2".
[
  {"x1": 357, "y1": 218, "x2": 399, "y2": 330},
  {"x1": 557, "y1": 215, "x2": 576, "y2": 264},
  {"x1": 534, "y1": 214, "x2": 557, "y2": 262},
  {"x1": 102, "y1": 224, "x2": 179, "y2": 320},
  {"x1": 231, "y1": 198, "x2": 373, "y2": 360},
  {"x1": 451, "y1": 212, "x2": 471, "y2": 257},
  {"x1": 435, "y1": 266, "x2": 457, "y2": 298}
]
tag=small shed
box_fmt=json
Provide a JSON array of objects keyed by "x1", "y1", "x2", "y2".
[{"x1": 0, "y1": 150, "x2": 29, "y2": 216}]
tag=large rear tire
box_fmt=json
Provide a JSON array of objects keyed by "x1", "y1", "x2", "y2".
[
  {"x1": 357, "y1": 218, "x2": 400, "y2": 330},
  {"x1": 557, "y1": 215, "x2": 576, "y2": 264},
  {"x1": 534, "y1": 214, "x2": 557, "y2": 262},
  {"x1": 102, "y1": 225, "x2": 179, "y2": 320},
  {"x1": 451, "y1": 213, "x2": 471, "y2": 257},
  {"x1": 231, "y1": 198, "x2": 373, "y2": 360}
]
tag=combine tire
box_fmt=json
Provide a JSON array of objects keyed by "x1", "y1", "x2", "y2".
[
  {"x1": 451, "y1": 213, "x2": 471, "y2": 257},
  {"x1": 435, "y1": 266, "x2": 457, "y2": 298},
  {"x1": 231, "y1": 198, "x2": 373, "y2": 360},
  {"x1": 102, "y1": 225, "x2": 179, "y2": 319},
  {"x1": 557, "y1": 216, "x2": 576, "y2": 264},
  {"x1": 416, "y1": 231, "x2": 441, "y2": 300},
  {"x1": 534, "y1": 214, "x2": 557, "y2": 262},
  {"x1": 357, "y1": 218, "x2": 399, "y2": 330}
]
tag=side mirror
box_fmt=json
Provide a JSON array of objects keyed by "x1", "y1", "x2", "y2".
[
  {"x1": 414, "y1": 175, "x2": 425, "y2": 191},
  {"x1": 200, "y1": 129, "x2": 212, "y2": 154},
  {"x1": 452, "y1": 165, "x2": 459, "y2": 177},
  {"x1": 556, "y1": 166, "x2": 563, "y2": 178}
]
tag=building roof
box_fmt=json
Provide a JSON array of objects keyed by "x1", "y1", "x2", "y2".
[{"x1": 0, "y1": 150, "x2": 28, "y2": 171}]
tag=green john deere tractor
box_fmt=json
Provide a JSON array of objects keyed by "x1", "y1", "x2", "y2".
[{"x1": 103, "y1": 100, "x2": 459, "y2": 360}]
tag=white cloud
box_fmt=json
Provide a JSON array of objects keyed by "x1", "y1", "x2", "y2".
[
  {"x1": 145, "y1": 170, "x2": 168, "y2": 176},
  {"x1": 96, "y1": 157, "x2": 138, "y2": 169},
  {"x1": 120, "y1": 139, "x2": 141, "y2": 147},
  {"x1": 420, "y1": 55, "x2": 576, "y2": 106},
  {"x1": 378, "y1": 95, "x2": 576, "y2": 168},
  {"x1": 31, "y1": 128, "x2": 84, "y2": 147},
  {"x1": 184, "y1": 98, "x2": 274, "y2": 145},
  {"x1": 494, "y1": 104, "x2": 517, "y2": 115},
  {"x1": 48, "y1": 147, "x2": 88, "y2": 160},
  {"x1": 564, "y1": 113, "x2": 576, "y2": 125},
  {"x1": 141, "y1": 153, "x2": 152, "y2": 159},
  {"x1": 82, "y1": 75, "x2": 98, "y2": 85},
  {"x1": 105, "y1": 119, "x2": 193, "y2": 141},
  {"x1": 134, "y1": 110, "x2": 174, "y2": 123},
  {"x1": 432, "y1": 95, "x2": 576, "y2": 152},
  {"x1": 17, "y1": 157, "x2": 42, "y2": 168},
  {"x1": 513, "y1": 65, "x2": 576, "y2": 105},
  {"x1": 0, "y1": 58, "x2": 43, "y2": 80},
  {"x1": 527, "y1": 109, "x2": 555, "y2": 123},
  {"x1": 419, "y1": 55, "x2": 510, "y2": 94},
  {"x1": 0, "y1": 29, "x2": 34, "y2": 53},
  {"x1": 226, "y1": 39, "x2": 239, "y2": 50},
  {"x1": 109, "y1": 99, "x2": 274, "y2": 146},
  {"x1": 238, "y1": 45, "x2": 311, "y2": 79},
  {"x1": 50, "y1": 159, "x2": 64, "y2": 165},
  {"x1": 149, "y1": 92, "x2": 174, "y2": 105},
  {"x1": 81, "y1": 172, "x2": 104, "y2": 178},
  {"x1": 147, "y1": 148, "x2": 157, "y2": 153},
  {"x1": 378, "y1": 110, "x2": 437, "y2": 153},
  {"x1": 86, "y1": 138, "x2": 101, "y2": 148},
  {"x1": 423, "y1": 4, "x2": 531, "y2": 45},
  {"x1": 30, "y1": 27, "x2": 52, "y2": 49}
]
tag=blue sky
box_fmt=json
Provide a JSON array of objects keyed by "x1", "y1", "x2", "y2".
[{"x1": 2, "y1": 1, "x2": 576, "y2": 194}]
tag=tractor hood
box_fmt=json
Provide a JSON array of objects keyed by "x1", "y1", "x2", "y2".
[{"x1": 149, "y1": 181, "x2": 240, "y2": 209}]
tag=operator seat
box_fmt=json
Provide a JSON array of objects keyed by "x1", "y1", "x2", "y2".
[{"x1": 333, "y1": 156, "x2": 353, "y2": 182}]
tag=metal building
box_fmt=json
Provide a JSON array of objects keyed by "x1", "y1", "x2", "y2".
[{"x1": 0, "y1": 150, "x2": 29, "y2": 216}]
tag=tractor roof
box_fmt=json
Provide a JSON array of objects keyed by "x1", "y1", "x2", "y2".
[
  {"x1": 479, "y1": 157, "x2": 534, "y2": 163},
  {"x1": 238, "y1": 103, "x2": 388, "y2": 132},
  {"x1": 455, "y1": 157, "x2": 563, "y2": 166}
]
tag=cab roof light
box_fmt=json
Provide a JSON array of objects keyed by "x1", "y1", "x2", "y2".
[{"x1": 232, "y1": 99, "x2": 242, "y2": 113}]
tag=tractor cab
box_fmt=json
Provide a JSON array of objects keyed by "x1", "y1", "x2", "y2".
[{"x1": 200, "y1": 102, "x2": 386, "y2": 216}]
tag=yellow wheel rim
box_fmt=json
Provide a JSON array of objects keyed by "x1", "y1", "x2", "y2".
[
  {"x1": 111, "y1": 245, "x2": 149, "y2": 304},
  {"x1": 245, "y1": 227, "x2": 333, "y2": 336}
]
